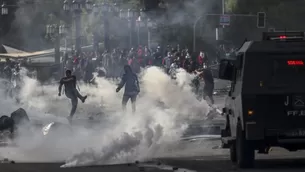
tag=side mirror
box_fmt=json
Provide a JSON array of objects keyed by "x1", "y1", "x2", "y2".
[{"x1": 218, "y1": 59, "x2": 234, "y2": 81}]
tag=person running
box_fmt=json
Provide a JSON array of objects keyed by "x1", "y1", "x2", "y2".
[
  {"x1": 58, "y1": 70, "x2": 87, "y2": 122},
  {"x1": 116, "y1": 65, "x2": 140, "y2": 113}
]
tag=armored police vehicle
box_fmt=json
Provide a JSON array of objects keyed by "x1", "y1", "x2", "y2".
[{"x1": 219, "y1": 31, "x2": 305, "y2": 168}]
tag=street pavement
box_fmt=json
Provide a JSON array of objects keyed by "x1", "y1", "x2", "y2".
[
  {"x1": 11, "y1": 78, "x2": 302, "y2": 172},
  {"x1": 1, "y1": 135, "x2": 305, "y2": 172},
  {"x1": 2, "y1": 145, "x2": 305, "y2": 172}
]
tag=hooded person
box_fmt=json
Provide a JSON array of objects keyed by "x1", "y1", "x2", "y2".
[{"x1": 116, "y1": 65, "x2": 140, "y2": 113}]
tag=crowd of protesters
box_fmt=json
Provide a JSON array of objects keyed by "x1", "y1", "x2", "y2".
[
  {"x1": 63, "y1": 44, "x2": 216, "y2": 80},
  {"x1": 62, "y1": 44, "x2": 220, "y2": 105},
  {"x1": 0, "y1": 43, "x2": 234, "y2": 120}
]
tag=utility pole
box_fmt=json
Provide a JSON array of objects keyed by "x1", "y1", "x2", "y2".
[
  {"x1": 193, "y1": 13, "x2": 258, "y2": 52},
  {"x1": 193, "y1": 0, "x2": 225, "y2": 52},
  {"x1": 222, "y1": 0, "x2": 225, "y2": 28}
]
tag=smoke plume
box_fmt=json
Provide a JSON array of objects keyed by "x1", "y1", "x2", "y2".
[{"x1": 0, "y1": 66, "x2": 214, "y2": 167}]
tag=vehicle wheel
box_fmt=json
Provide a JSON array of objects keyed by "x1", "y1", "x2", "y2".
[
  {"x1": 230, "y1": 141, "x2": 237, "y2": 162},
  {"x1": 236, "y1": 122, "x2": 255, "y2": 168}
]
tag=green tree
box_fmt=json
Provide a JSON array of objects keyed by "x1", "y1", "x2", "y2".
[{"x1": 225, "y1": 0, "x2": 305, "y2": 45}]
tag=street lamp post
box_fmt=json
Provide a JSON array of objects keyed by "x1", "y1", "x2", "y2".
[
  {"x1": 72, "y1": 0, "x2": 82, "y2": 56},
  {"x1": 101, "y1": 2, "x2": 111, "y2": 51},
  {"x1": 147, "y1": 19, "x2": 153, "y2": 50},
  {"x1": 120, "y1": 9, "x2": 138, "y2": 48},
  {"x1": 136, "y1": 9, "x2": 146, "y2": 46},
  {"x1": 63, "y1": 0, "x2": 93, "y2": 56},
  {"x1": 193, "y1": 16, "x2": 204, "y2": 52},
  {"x1": 119, "y1": 9, "x2": 130, "y2": 48},
  {"x1": 46, "y1": 24, "x2": 67, "y2": 64},
  {"x1": 92, "y1": 4, "x2": 99, "y2": 53},
  {"x1": 1, "y1": 2, "x2": 8, "y2": 15},
  {"x1": 92, "y1": 2, "x2": 118, "y2": 51},
  {"x1": 0, "y1": 2, "x2": 8, "y2": 51}
]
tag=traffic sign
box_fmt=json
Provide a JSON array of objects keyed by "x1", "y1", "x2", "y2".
[{"x1": 220, "y1": 15, "x2": 230, "y2": 26}]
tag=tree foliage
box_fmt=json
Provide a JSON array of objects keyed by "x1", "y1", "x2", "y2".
[
  {"x1": 5, "y1": 0, "x2": 305, "y2": 51},
  {"x1": 225, "y1": 0, "x2": 305, "y2": 45},
  {"x1": 3, "y1": 0, "x2": 141, "y2": 50}
]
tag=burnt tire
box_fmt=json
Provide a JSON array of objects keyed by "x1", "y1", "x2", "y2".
[
  {"x1": 236, "y1": 122, "x2": 255, "y2": 168},
  {"x1": 10, "y1": 108, "x2": 30, "y2": 126},
  {"x1": 230, "y1": 141, "x2": 237, "y2": 162}
]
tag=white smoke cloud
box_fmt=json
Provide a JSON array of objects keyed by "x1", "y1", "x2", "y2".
[{"x1": 0, "y1": 66, "x2": 213, "y2": 167}]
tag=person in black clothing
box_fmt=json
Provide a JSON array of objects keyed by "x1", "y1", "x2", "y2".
[
  {"x1": 197, "y1": 67, "x2": 214, "y2": 104},
  {"x1": 58, "y1": 70, "x2": 87, "y2": 122},
  {"x1": 116, "y1": 65, "x2": 140, "y2": 113},
  {"x1": 203, "y1": 67, "x2": 214, "y2": 104}
]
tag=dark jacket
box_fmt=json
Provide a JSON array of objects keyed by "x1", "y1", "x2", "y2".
[
  {"x1": 203, "y1": 69, "x2": 214, "y2": 86},
  {"x1": 118, "y1": 73, "x2": 140, "y2": 95}
]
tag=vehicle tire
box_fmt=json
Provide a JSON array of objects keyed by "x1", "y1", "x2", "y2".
[
  {"x1": 10, "y1": 108, "x2": 30, "y2": 126},
  {"x1": 236, "y1": 122, "x2": 255, "y2": 168},
  {"x1": 230, "y1": 141, "x2": 237, "y2": 162}
]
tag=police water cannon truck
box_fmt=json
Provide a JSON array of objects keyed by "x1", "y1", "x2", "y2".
[{"x1": 219, "y1": 31, "x2": 305, "y2": 168}]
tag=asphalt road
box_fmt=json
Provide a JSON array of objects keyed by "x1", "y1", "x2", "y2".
[
  {"x1": 0, "y1": 79, "x2": 262, "y2": 172},
  {"x1": 2, "y1": 153, "x2": 305, "y2": 172},
  {"x1": 160, "y1": 155, "x2": 305, "y2": 172},
  {"x1": 2, "y1": 137, "x2": 305, "y2": 172}
]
